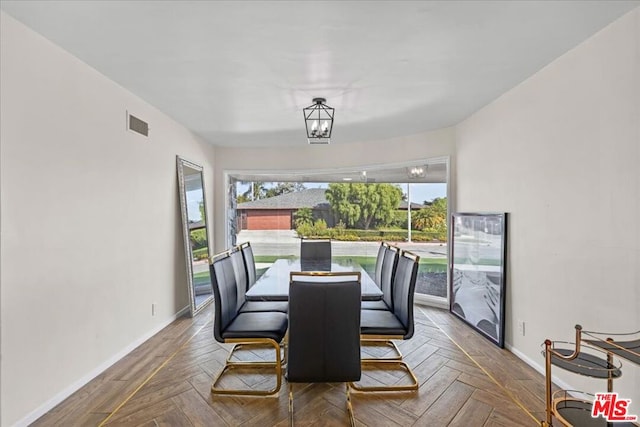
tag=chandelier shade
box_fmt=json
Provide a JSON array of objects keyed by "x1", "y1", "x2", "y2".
[{"x1": 303, "y1": 98, "x2": 334, "y2": 144}]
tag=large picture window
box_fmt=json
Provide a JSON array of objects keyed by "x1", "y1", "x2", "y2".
[{"x1": 226, "y1": 158, "x2": 450, "y2": 306}]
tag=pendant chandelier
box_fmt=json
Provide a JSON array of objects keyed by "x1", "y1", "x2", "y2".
[{"x1": 302, "y1": 97, "x2": 334, "y2": 144}]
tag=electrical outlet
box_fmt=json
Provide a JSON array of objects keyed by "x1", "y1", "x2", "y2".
[
  {"x1": 517, "y1": 320, "x2": 525, "y2": 336},
  {"x1": 152, "y1": 303, "x2": 156, "y2": 316}
]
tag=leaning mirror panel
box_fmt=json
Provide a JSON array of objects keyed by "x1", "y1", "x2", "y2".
[{"x1": 177, "y1": 156, "x2": 214, "y2": 316}]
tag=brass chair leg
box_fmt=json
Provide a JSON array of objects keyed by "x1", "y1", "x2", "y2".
[
  {"x1": 360, "y1": 338, "x2": 403, "y2": 361},
  {"x1": 282, "y1": 334, "x2": 288, "y2": 366},
  {"x1": 350, "y1": 360, "x2": 419, "y2": 392},
  {"x1": 346, "y1": 383, "x2": 356, "y2": 427},
  {"x1": 227, "y1": 341, "x2": 286, "y2": 365},
  {"x1": 211, "y1": 338, "x2": 282, "y2": 396},
  {"x1": 289, "y1": 382, "x2": 354, "y2": 426},
  {"x1": 288, "y1": 383, "x2": 294, "y2": 426},
  {"x1": 354, "y1": 334, "x2": 418, "y2": 392}
]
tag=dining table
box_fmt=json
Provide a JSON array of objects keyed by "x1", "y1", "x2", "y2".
[{"x1": 245, "y1": 258, "x2": 383, "y2": 301}]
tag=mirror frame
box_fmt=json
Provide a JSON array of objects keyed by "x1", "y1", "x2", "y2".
[{"x1": 176, "y1": 156, "x2": 214, "y2": 316}]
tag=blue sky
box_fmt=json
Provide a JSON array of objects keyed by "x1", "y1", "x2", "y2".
[
  {"x1": 403, "y1": 183, "x2": 447, "y2": 204},
  {"x1": 187, "y1": 189, "x2": 203, "y2": 222}
]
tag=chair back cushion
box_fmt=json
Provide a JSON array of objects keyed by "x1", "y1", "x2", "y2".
[
  {"x1": 374, "y1": 243, "x2": 386, "y2": 286},
  {"x1": 230, "y1": 250, "x2": 248, "y2": 308},
  {"x1": 240, "y1": 242, "x2": 257, "y2": 288},
  {"x1": 380, "y1": 246, "x2": 399, "y2": 309},
  {"x1": 287, "y1": 279, "x2": 361, "y2": 383},
  {"x1": 300, "y1": 239, "x2": 331, "y2": 261},
  {"x1": 210, "y1": 255, "x2": 239, "y2": 342},
  {"x1": 391, "y1": 254, "x2": 419, "y2": 339}
]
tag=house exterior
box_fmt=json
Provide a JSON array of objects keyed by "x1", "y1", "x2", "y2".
[
  {"x1": 237, "y1": 188, "x2": 332, "y2": 230},
  {"x1": 398, "y1": 201, "x2": 425, "y2": 211},
  {"x1": 237, "y1": 188, "x2": 425, "y2": 230}
]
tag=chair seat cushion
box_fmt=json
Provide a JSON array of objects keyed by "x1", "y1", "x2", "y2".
[
  {"x1": 222, "y1": 312, "x2": 288, "y2": 341},
  {"x1": 360, "y1": 309, "x2": 406, "y2": 336},
  {"x1": 360, "y1": 300, "x2": 390, "y2": 311},
  {"x1": 239, "y1": 301, "x2": 288, "y2": 313}
]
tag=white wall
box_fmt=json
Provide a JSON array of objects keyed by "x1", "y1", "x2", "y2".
[
  {"x1": 5, "y1": 4, "x2": 636, "y2": 424},
  {"x1": 0, "y1": 12, "x2": 216, "y2": 426},
  {"x1": 456, "y1": 8, "x2": 639, "y2": 403},
  {"x1": 213, "y1": 128, "x2": 455, "y2": 252}
]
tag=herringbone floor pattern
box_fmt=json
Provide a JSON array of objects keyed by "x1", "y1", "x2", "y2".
[{"x1": 32, "y1": 305, "x2": 546, "y2": 426}]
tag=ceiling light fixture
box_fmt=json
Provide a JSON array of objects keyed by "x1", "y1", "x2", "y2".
[
  {"x1": 303, "y1": 97, "x2": 334, "y2": 145},
  {"x1": 407, "y1": 166, "x2": 427, "y2": 179}
]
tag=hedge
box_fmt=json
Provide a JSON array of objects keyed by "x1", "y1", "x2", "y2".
[
  {"x1": 296, "y1": 227, "x2": 447, "y2": 242},
  {"x1": 192, "y1": 247, "x2": 209, "y2": 260}
]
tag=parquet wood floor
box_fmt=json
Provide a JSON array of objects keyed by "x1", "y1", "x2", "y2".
[{"x1": 33, "y1": 305, "x2": 547, "y2": 426}]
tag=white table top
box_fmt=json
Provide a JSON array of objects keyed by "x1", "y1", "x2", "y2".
[{"x1": 245, "y1": 258, "x2": 383, "y2": 301}]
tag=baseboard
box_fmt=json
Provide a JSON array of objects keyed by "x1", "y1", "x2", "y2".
[
  {"x1": 14, "y1": 305, "x2": 190, "y2": 427},
  {"x1": 506, "y1": 344, "x2": 576, "y2": 392},
  {"x1": 414, "y1": 294, "x2": 448, "y2": 309}
]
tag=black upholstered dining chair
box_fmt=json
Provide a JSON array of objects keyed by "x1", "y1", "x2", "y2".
[
  {"x1": 210, "y1": 251, "x2": 288, "y2": 396},
  {"x1": 231, "y1": 247, "x2": 288, "y2": 313},
  {"x1": 353, "y1": 250, "x2": 420, "y2": 392},
  {"x1": 300, "y1": 238, "x2": 332, "y2": 261},
  {"x1": 287, "y1": 271, "x2": 362, "y2": 426},
  {"x1": 238, "y1": 241, "x2": 256, "y2": 288},
  {"x1": 374, "y1": 242, "x2": 388, "y2": 285},
  {"x1": 361, "y1": 243, "x2": 399, "y2": 311}
]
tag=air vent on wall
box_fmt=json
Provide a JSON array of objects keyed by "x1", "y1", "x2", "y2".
[{"x1": 127, "y1": 112, "x2": 149, "y2": 137}]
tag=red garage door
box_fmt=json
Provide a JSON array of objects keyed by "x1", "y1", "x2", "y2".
[{"x1": 246, "y1": 210, "x2": 293, "y2": 230}]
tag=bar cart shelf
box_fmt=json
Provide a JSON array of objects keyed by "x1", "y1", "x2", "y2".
[{"x1": 541, "y1": 327, "x2": 640, "y2": 427}]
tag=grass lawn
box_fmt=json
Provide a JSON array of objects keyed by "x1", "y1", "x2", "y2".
[
  {"x1": 194, "y1": 271, "x2": 210, "y2": 279},
  {"x1": 254, "y1": 255, "x2": 296, "y2": 263}
]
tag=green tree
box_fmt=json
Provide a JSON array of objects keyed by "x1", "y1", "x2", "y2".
[
  {"x1": 189, "y1": 229, "x2": 208, "y2": 250},
  {"x1": 412, "y1": 197, "x2": 447, "y2": 233},
  {"x1": 325, "y1": 183, "x2": 402, "y2": 230},
  {"x1": 242, "y1": 181, "x2": 267, "y2": 201},
  {"x1": 325, "y1": 183, "x2": 361, "y2": 228},
  {"x1": 265, "y1": 182, "x2": 306, "y2": 198},
  {"x1": 293, "y1": 207, "x2": 314, "y2": 227}
]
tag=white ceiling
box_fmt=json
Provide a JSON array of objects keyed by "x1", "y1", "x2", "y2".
[{"x1": 2, "y1": 1, "x2": 638, "y2": 148}]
